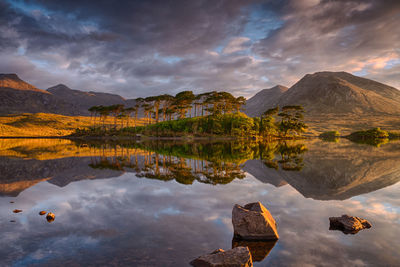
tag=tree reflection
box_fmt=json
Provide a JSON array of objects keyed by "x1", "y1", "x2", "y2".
[
  {"x1": 84, "y1": 140, "x2": 307, "y2": 185},
  {"x1": 261, "y1": 142, "x2": 307, "y2": 171}
]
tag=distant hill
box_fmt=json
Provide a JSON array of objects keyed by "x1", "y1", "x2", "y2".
[
  {"x1": 245, "y1": 71, "x2": 400, "y2": 117},
  {"x1": 244, "y1": 85, "x2": 288, "y2": 117},
  {"x1": 0, "y1": 74, "x2": 136, "y2": 116},
  {"x1": 47, "y1": 84, "x2": 127, "y2": 115},
  {"x1": 0, "y1": 74, "x2": 78, "y2": 115}
]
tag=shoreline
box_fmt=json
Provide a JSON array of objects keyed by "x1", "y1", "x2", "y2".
[{"x1": 0, "y1": 135, "x2": 314, "y2": 141}]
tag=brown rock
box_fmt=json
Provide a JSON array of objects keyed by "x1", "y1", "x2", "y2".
[
  {"x1": 232, "y1": 239, "x2": 277, "y2": 262},
  {"x1": 190, "y1": 247, "x2": 252, "y2": 267},
  {"x1": 232, "y1": 202, "x2": 279, "y2": 240},
  {"x1": 39, "y1": 211, "x2": 47, "y2": 216},
  {"x1": 329, "y1": 215, "x2": 372, "y2": 234},
  {"x1": 46, "y1": 212, "x2": 55, "y2": 223},
  {"x1": 13, "y1": 209, "x2": 22, "y2": 213}
]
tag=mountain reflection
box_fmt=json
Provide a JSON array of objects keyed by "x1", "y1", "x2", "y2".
[{"x1": 0, "y1": 138, "x2": 399, "y2": 200}]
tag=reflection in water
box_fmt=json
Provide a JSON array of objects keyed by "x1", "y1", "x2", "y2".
[
  {"x1": 347, "y1": 137, "x2": 389, "y2": 147},
  {"x1": 262, "y1": 143, "x2": 307, "y2": 171},
  {"x1": 232, "y1": 239, "x2": 277, "y2": 262},
  {"x1": 0, "y1": 139, "x2": 399, "y2": 266},
  {"x1": 88, "y1": 146, "x2": 245, "y2": 185},
  {"x1": 1, "y1": 139, "x2": 400, "y2": 201},
  {"x1": 82, "y1": 140, "x2": 308, "y2": 185}
]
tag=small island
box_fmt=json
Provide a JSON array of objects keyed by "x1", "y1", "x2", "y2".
[{"x1": 72, "y1": 91, "x2": 308, "y2": 140}]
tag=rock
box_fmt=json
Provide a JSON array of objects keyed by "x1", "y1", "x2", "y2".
[
  {"x1": 232, "y1": 202, "x2": 279, "y2": 240},
  {"x1": 13, "y1": 209, "x2": 22, "y2": 213},
  {"x1": 39, "y1": 211, "x2": 47, "y2": 216},
  {"x1": 329, "y1": 215, "x2": 372, "y2": 234},
  {"x1": 46, "y1": 212, "x2": 55, "y2": 222},
  {"x1": 232, "y1": 239, "x2": 277, "y2": 262},
  {"x1": 190, "y1": 247, "x2": 252, "y2": 267}
]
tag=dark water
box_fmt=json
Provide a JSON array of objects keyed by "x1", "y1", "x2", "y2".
[{"x1": 0, "y1": 138, "x2": 399, "y2": 266}]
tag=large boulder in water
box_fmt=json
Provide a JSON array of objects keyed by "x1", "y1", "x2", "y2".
[
  {"x1": 190, "y1": 247, "x2": 252, "y2": 267},
  {"x1": 329, "y1": 214, "x2": 372, "y2": 234},
  {"x1": 232, "y1": 202, "x2": 279, "y2": 240}
]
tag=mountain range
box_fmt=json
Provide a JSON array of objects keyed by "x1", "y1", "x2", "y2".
[
  {"x1": 1, "y1": 71, "x2": 400, "y2": 118},
  {"x1": 0, "y1": 74, "x2": 136, "y2": 115}
]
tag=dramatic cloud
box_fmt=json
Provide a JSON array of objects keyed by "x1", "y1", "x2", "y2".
[{"x1": 0, "y1": 0, "x2": 399, "y2": 98}]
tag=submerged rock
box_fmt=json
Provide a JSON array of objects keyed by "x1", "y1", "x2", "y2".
[
  {"x1": 232, "y1": 202, "x2": 279, "y2": 240},
  {"x1": 232, "y1": 239, "x2": 277, "y2": 262},
  {"x1": 13, "y1": 209, "x2": 22, "y2": 213},
  {"x1": 39, "y1": 211, "x2": 47, "y2": 215},
  {"x1": 46, "y1": 212, "x2": 55, "y2": 222},
  {"x1": 190, "y1": 247, "x2": 252, "y2": 267},
  {"x1": 329, "y1": 215, "x2": 372, "y2": 234}
]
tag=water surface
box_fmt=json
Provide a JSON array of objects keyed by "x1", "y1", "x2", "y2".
[{"x1": 0, "y1": 138, "x2": 399, "y2": 266}]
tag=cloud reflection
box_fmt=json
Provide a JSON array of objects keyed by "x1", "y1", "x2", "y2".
[{"x1": 0, "y1": 171, "x2": 399, "y2": 266}]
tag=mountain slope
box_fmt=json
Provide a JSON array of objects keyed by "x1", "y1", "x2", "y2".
[
  {"x1": 0, "y1": 74, "x2": 133, "y2": 116},
  {"x1": 0, "y1": 74, "x2": 79, "y2": 115},
  {"x1": 246, "y1": 72, "x2": 400, "y2": 117},
  {"x1": 245, "y1": 85, "x2": 288, "y2": 117},
  {"x1": 0, "y1": 74, "x2": 50, "y2": 93},
  {"x1": 279, "y1": 71, "x2": 400, "y2": 115},
  {"x1": 47, "y1": 84, "x2": 126, "y2": 115}
]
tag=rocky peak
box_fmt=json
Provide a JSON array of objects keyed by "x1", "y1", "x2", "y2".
[
  {"x1": 0, "y1": 73, "x2": 49, "y2": 93},
  {"x1": 0, "y1": 73, "x2": 20, "y2": 81}
]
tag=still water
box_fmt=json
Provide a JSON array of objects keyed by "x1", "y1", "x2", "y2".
[{"x1": 0, "y1": 138, "x2": 399, "y2": 266}]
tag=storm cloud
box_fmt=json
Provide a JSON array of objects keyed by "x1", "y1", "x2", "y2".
[{"x1": 0, "y1": 0, "x2": 399, "y2": 98}]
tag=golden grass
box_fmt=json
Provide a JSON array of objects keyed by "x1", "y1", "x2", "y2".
[
  {"x1": 304, "y1": 114, "x2": 400, "y2": 136},
  {"x1": 0, "y1": 112, "x2": 398, "y2": 138},
  {"x1": 0, "y1": 113, "x2": 147, "y2": 137}
]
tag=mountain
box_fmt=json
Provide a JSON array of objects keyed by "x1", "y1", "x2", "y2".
[
  {"x1": 245, "y1": 85, "x2": 288, "y2": 117},
  {"x1": 47, "y1": 84, "x2": 127, "y2": 115},
  {"x1": 0, "y1": 74, "x2": 136, "y2": 116},
  {"x1": 245, "y1": 71, "x2": 400, "y2": 117},
  {"x1": 0, "y1": 74, "x2": 79, "y2": 115},
  {"x1": 0, "y1": 74, "x2": 49, "y2": 93}
]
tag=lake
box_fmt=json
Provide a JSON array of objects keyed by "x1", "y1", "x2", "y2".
[{"x1": 0, "y1": 138, "x2": 399, "y2": 266}]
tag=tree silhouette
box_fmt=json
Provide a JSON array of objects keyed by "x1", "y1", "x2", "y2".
[{"x1": 174, "y1": 91, "x2": 195, "y2": 119}]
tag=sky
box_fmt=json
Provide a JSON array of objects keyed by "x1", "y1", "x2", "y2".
[{"x1": 0, "y1": 0, "x2": 399, "y2": 98}]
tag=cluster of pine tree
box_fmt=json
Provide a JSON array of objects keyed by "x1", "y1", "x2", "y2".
[
  {"x1": 77, "y1": 90, "x2": 307, "y2": 138},
  {"x1": 87, "y1": 91, "x2": 246, "y2": 128}
]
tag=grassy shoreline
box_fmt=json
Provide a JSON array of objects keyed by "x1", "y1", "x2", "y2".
[{"x1": 1, "y1": 113, "x2": 399, "y2": 144}]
